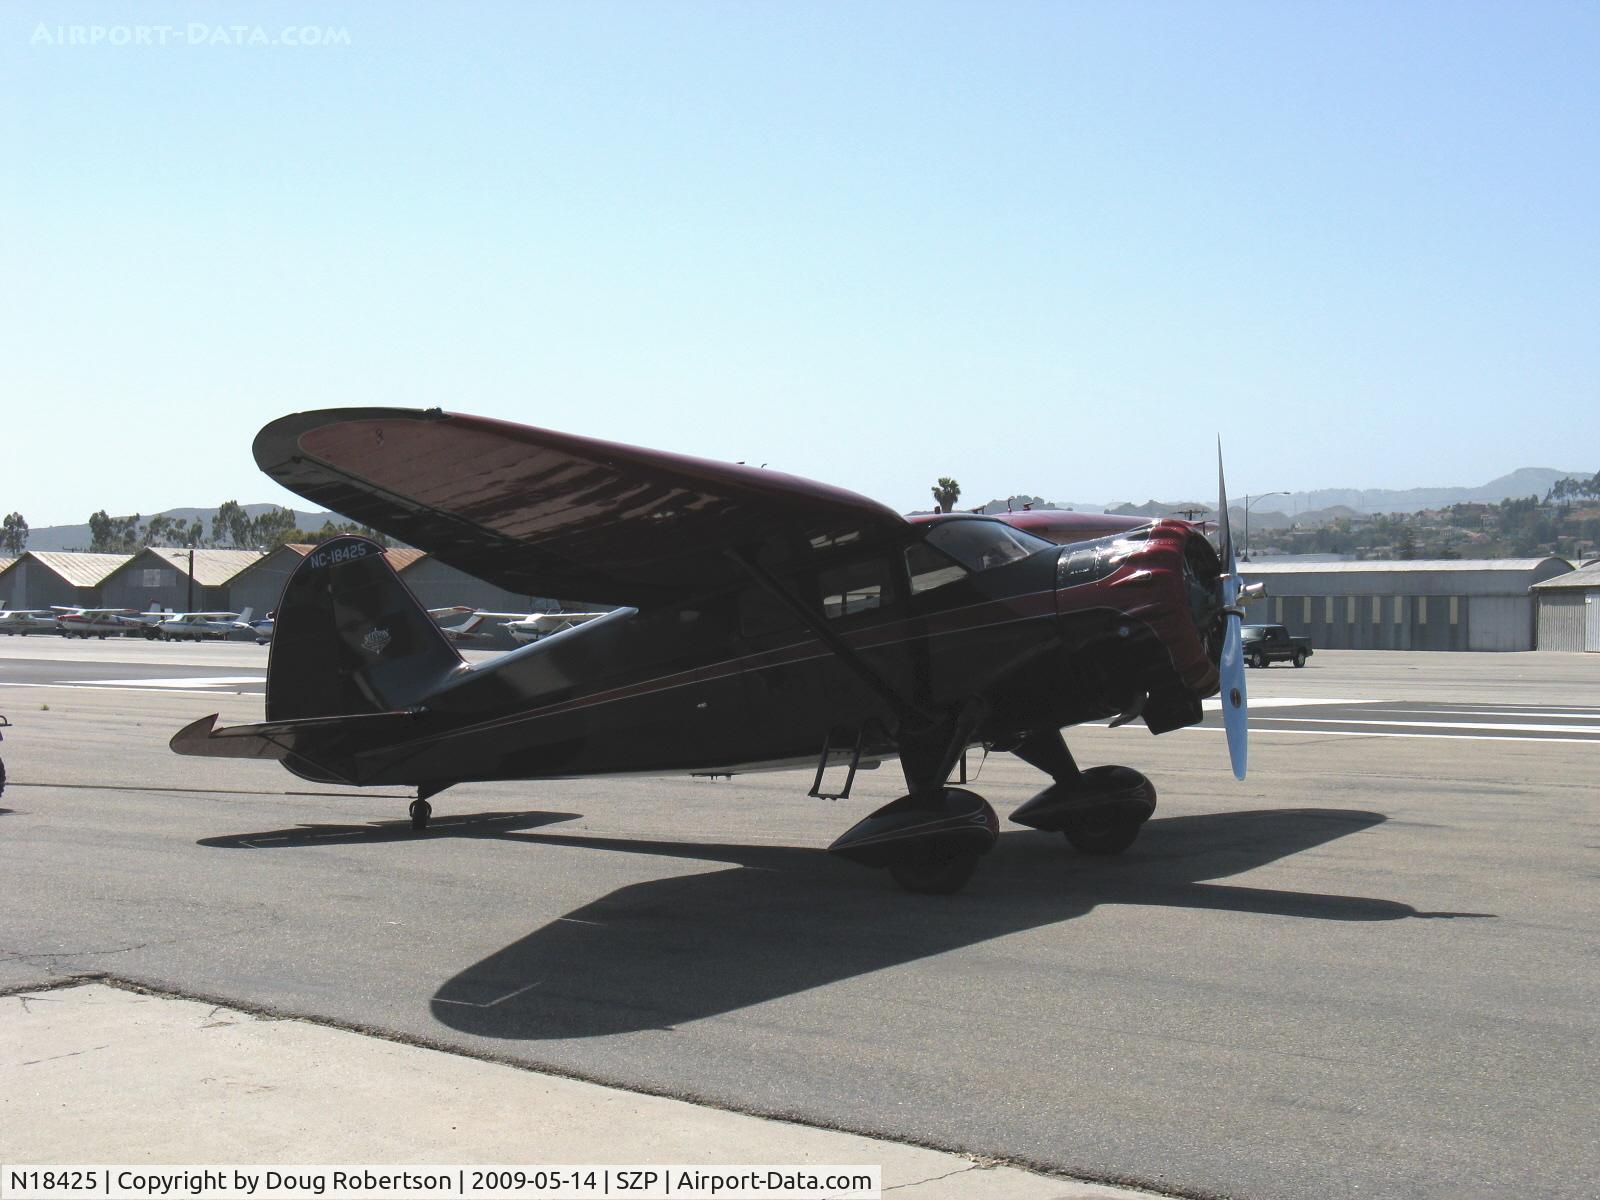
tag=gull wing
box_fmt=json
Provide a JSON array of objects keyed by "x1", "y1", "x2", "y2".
[{"x1": 255, "y1": 408, "x2": 907, "y2": 607}]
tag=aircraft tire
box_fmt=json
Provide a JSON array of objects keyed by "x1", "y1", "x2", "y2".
[
  {"x1": 409, "y1": 798, "x2": 432, "y2": 831},
  {"x1": 888, "y1": 846, "x2": 980, "y2": 895},
  {"x1": 1059, "y1": 766, "x2": 1152, "y2": 855}
]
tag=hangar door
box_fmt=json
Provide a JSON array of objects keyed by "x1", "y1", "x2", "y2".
[{"x1": 1588, "y1": 592, "x2": 1600, "y2": 651}]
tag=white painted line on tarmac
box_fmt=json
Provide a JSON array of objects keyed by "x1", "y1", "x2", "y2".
[
  {"x1": 68, "y1": 675, "x2": 263, "y2": 688},
  {"x1": 1356, "y1": 707, "x2": 1600, "y2": 720},
  {"x1": 1251, "y1": 717, "x2": 1600, "y2": 734},
  {"x1": 1181, "y1": 726, "x2": 1600, "y2": 744},
  {"x1": 0, "y1": 681, "x2": 259, "y2": 697},
  {"x1": 1201, "y1": 697, "x2": 1380, "y2": 710}
]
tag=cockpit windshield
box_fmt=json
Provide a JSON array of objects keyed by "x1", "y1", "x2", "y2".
[{"x1": 924, "y1": 520, "x2": 1055, "y2": 572}]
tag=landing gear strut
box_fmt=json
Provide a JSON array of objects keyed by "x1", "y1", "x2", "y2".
[{"x1": 408, "y1": 798, "x2": 431, "y2": 831}]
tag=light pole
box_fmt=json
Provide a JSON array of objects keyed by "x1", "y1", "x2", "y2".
[{"x1": 1243, "y1": 491, "x2": 1289, "y2": 562}]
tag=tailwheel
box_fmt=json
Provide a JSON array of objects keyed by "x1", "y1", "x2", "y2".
[{"x1": 408, "y1": 798, "x2": 432, "y2": 831}]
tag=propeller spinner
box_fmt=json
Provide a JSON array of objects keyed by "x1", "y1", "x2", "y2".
[{"x1": 1216, "y1": 440, "x2": 1248, "y2": 779}]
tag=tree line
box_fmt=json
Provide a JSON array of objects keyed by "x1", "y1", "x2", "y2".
[{"x1": 0, "y1": 506, "x2": 392, "y2": 556}]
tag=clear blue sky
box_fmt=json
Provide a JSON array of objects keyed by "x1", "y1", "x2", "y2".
[{"x1": 3, "y1": 1, "x2": 1596, "y2": 525}]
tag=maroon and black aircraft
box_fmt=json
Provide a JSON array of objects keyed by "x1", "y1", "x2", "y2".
[{"x1": 174, "y1": 409, "x2": 1253, "y2": 893}]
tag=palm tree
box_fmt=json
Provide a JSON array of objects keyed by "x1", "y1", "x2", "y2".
[{"x1": 931, "y1": 477, "x2": 961, "y2": 514}]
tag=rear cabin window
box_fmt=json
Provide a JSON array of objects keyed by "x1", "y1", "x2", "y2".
[{"x1": 819, "y1": 558, "x2": 893, "y2": 619}]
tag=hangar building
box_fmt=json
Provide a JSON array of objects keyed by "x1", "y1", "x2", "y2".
[
  {"x1": 1531, "y1": 560, "x2": 1600, "y2": 651},
  {"x1": 1238, "y1": 558, "x2": 1573, "y2": 651},
  {"x1": 100, "y1": 548, "x2": 264, "y2": 613},
  {"x1": 0, "y1": 552, "x2": 133, "y2": 610}
]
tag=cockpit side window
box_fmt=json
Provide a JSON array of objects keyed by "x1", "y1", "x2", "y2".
[
  {"x1": 905, "y1": 540, "x2": 969, "y2": 595},
  {"x1": 924, "y1": 520, "x2": 1054, "y2": 573}
]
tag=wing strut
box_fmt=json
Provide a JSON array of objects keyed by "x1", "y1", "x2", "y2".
[{"x1": 724, "y1": 548, "x2": 933, "y2": 731}]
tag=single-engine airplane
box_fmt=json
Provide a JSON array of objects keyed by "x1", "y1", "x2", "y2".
[
  {"x1": 173, "y1": 408, "x2": 1252, "y2": 893},
  {"x1": 502, "y1": 610, "x2": 610, "y2": 645},
  {"x1": 0, "y1": 609, "x2": 59, "y2": 636},
  {"x1": 54, "y1": 607, "x2": 145, "y2": 638},
  {"x1": 156, "y1": 609, "x2": 255, "y2": 642}
]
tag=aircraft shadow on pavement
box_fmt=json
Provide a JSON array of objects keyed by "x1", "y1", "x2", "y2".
[
  {"x1": 197, "y1": 810, "x2": 582, "y2": 848},
  {"x1": 431, "y1": 807, "x2": 1495, "y2": 1040}
]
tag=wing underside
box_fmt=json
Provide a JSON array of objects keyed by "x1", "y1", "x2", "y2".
[{"x1": 255, "y1": 409, "x2": 907, "y2": 607}]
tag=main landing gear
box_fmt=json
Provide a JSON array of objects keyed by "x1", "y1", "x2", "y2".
[
  {"x1": 827, "y1": 724, "x2": 1156, "y2": 895},
  {"x1": 408, "y1": 798, "x2": 431, "y2": 831},
  {"x1": 829, "y1": 787, "x2": 1000, "y2": 894},
  {"x1": 1007, "y1": 729, "x2": 1156, "y2": 854}
]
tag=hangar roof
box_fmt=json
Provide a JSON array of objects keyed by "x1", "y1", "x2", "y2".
[
  {"x1": 1530, "y1": 560, "x2": 1600, "y2": 591},
  {"x1": 0, "y1": 557, "x2": 14, "y2": 576},
  {"x1": 17, "y1": 552, "x2": 134, "y2": 587},
  {"x1": 143, "y1": 547, "x2": 265, "y2": 586}
]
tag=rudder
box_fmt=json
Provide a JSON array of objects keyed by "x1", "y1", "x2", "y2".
[{"x1": 267, "y1": 537, "x2": 463, "y2": 721}]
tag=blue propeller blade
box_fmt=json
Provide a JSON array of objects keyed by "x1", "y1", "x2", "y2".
[{"x1": 1218, "y1": 441, "x2": 1248, "y2": 780}]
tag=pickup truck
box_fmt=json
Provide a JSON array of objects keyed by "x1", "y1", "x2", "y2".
[{"x1": 1241, "y1": 624, "x2": 1313, "y2": 668}]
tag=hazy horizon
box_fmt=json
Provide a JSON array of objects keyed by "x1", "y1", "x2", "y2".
[{"x1": 5, "y1": 2, "x2": 1597, "y2": 525}]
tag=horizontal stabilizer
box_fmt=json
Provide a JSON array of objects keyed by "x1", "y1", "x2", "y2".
[{"x1": 170, "y1": 710, "x2": 421, "y2": 762}]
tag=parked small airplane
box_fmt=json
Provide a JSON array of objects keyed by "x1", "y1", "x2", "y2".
[
  {"x1": 501, "y1": 611, "x2": 610, "y2": 645},
  {"x1": 0, "y1": 609, "x2": 59, "y2": 636},
  {"x1": 175, "y1": 408, "x2": 1251, "y2": 894},
  {"x1": 54, "y1": 607, "x2": 146, "y2": 638},
  {"x1": 156, "y1": 609, "x2": 255, "y2": 642}
]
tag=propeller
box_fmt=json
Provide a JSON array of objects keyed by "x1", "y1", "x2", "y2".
[{"x1": 1216, "y1": 439, "x2": 1248, "y2": 779}]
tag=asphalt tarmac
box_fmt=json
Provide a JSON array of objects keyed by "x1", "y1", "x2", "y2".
[{"x1": 1, "y1": 639, "x2": 1596, "y2": 1199}]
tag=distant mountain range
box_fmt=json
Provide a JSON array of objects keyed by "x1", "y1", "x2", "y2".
[
  {"x1": 14, "y1": 467, "x2": 1589, "y2": 552},
  {"x1": 973, "y1": 467, "x2": 1586, "y2": 527}
]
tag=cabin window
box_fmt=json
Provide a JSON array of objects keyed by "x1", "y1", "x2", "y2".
[
  {"x1": 819, "y1": 558, "x2": 893, "y2": 619},
  {"x1": 905, "y1": 540, "x2": 969, "y2": 595}
]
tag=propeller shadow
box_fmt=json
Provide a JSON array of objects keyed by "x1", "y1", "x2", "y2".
[
  {"x1": 197, "y1": 809, "x2": 582, "y2": 849},
  {"x1": 431, "y1": 808, "x2": 1492, "y2": 1040}
]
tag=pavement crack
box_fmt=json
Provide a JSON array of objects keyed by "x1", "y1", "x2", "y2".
[
  {"x1": 21, "y1": 1044, "x2": 110, "y2": 1067},
  {"x1": 883, "y1": 1162, "x2": 988, "y2": 1192}
]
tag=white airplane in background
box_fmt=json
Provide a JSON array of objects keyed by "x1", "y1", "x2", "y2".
[
  {"x1": 499, "y1": 610, "x2": 610, "y2": 645},
  {"x1": 155, "y1": 609, "x2": 255, "y2": 642},
  {"x1": 53, "y1": 607, "x2": 149, "y2": 638},
  {"x1": 0, "y1": 609, "x2": 59, "y2": 636},
  {"x1": 427, "y1": 607, "x2": 506, "y2": 644}
]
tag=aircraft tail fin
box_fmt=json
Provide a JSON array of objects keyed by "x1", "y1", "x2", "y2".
[
  {"x1": 267, "y1": 536, "x2": 464, "y2": 722},
  {"x1": 239, "y1": 606, "x2": 253, "y2": 625}
]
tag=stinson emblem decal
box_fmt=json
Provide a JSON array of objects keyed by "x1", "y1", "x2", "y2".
[{"x1": 362, "y1": 628, "x2": 392, "y2": 656}]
